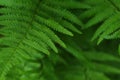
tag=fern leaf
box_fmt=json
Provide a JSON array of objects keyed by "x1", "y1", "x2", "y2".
[
  {"x1": 98, "y1": 21, "x2": 120, "y2": 43},
  {"x1": 41, "y1": 4, "x2": 84, "y2": 27},
  {"x1": 92, "y1": 63, "x2": 120, "y2": 74},
  {"x1": 85, "y1": 8, "x2": 113, "y2": 28},
  {"x1": 33, "y1": 22, "x2": 66, "y2": 48},
  {"x1": 29, "y1": 30, "x2": 58, "y2": 53},
  {"x1": 36, "y1": 16, "x2": 73, "y2": 36},
  {"x1": 84, "y1": 51, "x2": 120, "y2": 62},
  {"x1": 60, "y1": 20, "x2": 82, "y2": 34},
  {"x1": 92, "y1": 12, "x2": 120, "y2": 42},
  {"x1": 0, "y1": 0, "x2": 82, "y2": 78},
  {"x1": 83, "y1": 0, "x2": 120, "y2": 44}
]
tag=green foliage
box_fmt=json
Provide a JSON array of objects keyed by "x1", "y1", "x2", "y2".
[
  {"x1": 0, "y1": 0, "x2": 120, "y2": 80},
  {"x1": 81, "y1": 0, "x2": 120, "y2": 44}
]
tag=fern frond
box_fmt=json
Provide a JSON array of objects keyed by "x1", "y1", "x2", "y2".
[
  {"x1": 1, "y1": 0, "x2": 120, "y2": 80},
  {"x1": 84, "y1": 51, "x2": 120, "y2": 62},
  {"x1": 82, "y1": 0, "x2": 120, "y2": 44},
  {"x1": 0, "y1": 0, "x2": 82, "y2": 78},
  {"x1": 93, "y1": 12, "x2": 120, "y2": 44},
  {"x1": 92, "y1": 63, "x2": 120, "y2": 74},
  {"x1": 40, "y1": 4, "x2": 84, "y2": 26},
  {"x1": 60, "y1": 20, "x2": 82, "y2": 34}
]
